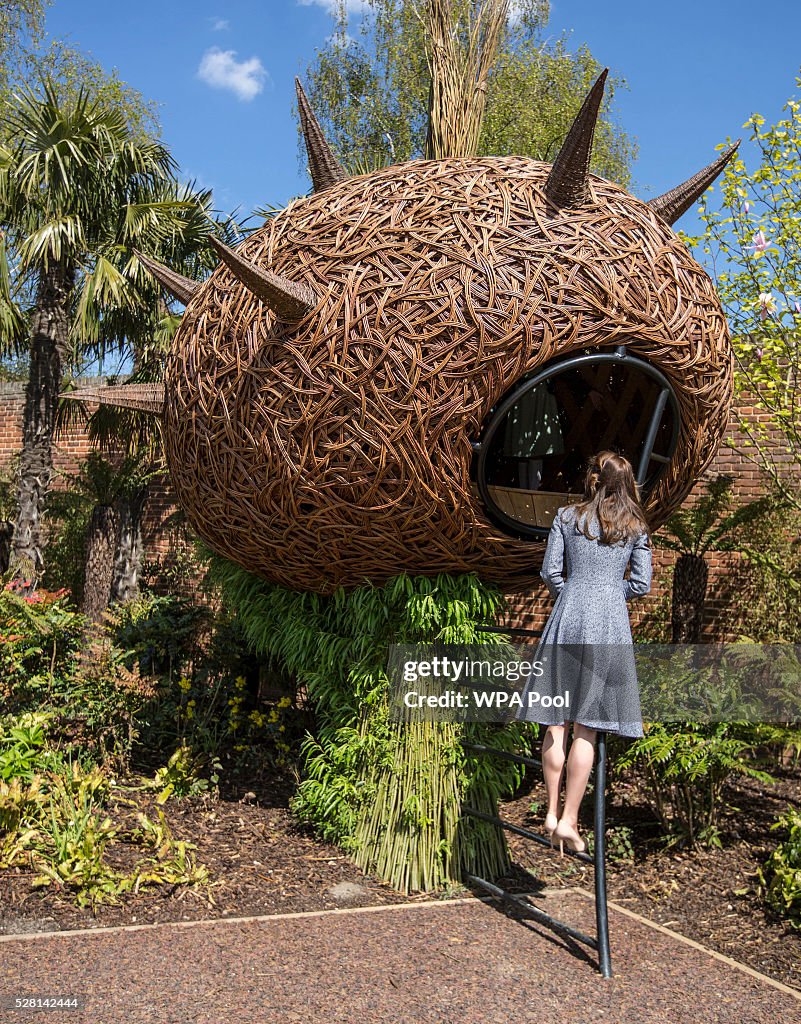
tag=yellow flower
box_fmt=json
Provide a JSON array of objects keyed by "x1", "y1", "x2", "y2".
[
  {"x1": 235, "y1": 676, "x2": 247, "y2": 690},
  {"x1": 177, "y1": 676, "x2": 192, "y2": 693}
]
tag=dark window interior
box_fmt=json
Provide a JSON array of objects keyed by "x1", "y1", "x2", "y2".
[{"x1": 474, "y1": 355, "x2": 678, "y2": 537}]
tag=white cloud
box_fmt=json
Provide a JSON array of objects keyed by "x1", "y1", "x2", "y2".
[
  {"x1": 297, "y1": 0, "x2": 371, "y2": 16},
  {"x1": 211, "y1": 17, "x2": 230, "y2": 31},
  {"x1": 197, "y1": 47, "x2": 268, "y2": 102}
]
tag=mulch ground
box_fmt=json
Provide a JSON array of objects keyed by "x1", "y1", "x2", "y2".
[
  {"x1": 0, "y1": 770, "x2": 418, "y2": 936},
  {"x1": 497, "y1": 761, "x2": 801, "y2": 994},
  {"x1": 1, "y1": 890, "x2": 798, "y2": 1024},
  {"x1": 1, "y1": 757, "x2": 800, "y2": 998}
]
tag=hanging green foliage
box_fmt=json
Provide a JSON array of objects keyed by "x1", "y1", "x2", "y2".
[{"x1": 206, "y1": 551, "x2": 536, "y2": 893}]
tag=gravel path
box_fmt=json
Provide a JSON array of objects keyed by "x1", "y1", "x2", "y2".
[{"x1": 1, "y1": 889, "x2": 798, "y2": 1024}]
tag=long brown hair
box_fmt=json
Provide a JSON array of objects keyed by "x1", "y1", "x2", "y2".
[{"x1": 571, "y1": 451, "x2": 651, "y2": 546}]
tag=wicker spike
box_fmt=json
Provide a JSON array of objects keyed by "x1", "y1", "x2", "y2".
[
  {"x1": 62, "y1": 382, "x2": 165, "y2": 415},
  {"x1": 545, "y1": 68, "x2": 609, "y2": 209},
  {"x1": 134, "y1": 249, "x2": 198, "y2": 305},
  {"x1": 295, "y1": 77, "x2": 347, "y2": 192},
  {"x1": 208, "y1": 235, "x2": 316, "y2": 321},
  {"x1": 648, "y1": 142, "x2": 741, "y2": 225}
]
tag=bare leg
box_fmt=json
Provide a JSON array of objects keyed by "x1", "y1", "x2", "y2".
[
  {"x1": 559, "y1": 723, "x2": 597, "y2": 838},
  {"x1": 542, "y1": 724, "x2": 568, "y2": 827}
]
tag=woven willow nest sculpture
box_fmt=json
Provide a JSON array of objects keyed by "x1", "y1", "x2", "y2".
[{"x1": 73, "y1": 73, "x2": 737, "y2": 594}]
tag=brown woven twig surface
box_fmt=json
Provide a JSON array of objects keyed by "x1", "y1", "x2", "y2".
[
  {"x1": 65, "y1": 383, "x2": 166, "y2": 414},
  {"x1": 163, "y1": 156, "x2": 732, "y2": 593}
]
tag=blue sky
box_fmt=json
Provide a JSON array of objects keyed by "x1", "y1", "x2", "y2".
[{"x1": 40, "y1": 0, "x2": 801, "y2": 238}]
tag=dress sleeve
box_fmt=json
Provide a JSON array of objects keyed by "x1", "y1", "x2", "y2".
[
  {"x1": 540, "y1": 508, "x2": 566, "y2": 600},
  {"x1": 623, "y1": 531, "x2": 653, "y2": 601}
]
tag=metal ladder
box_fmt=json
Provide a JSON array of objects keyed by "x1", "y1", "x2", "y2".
[{"x1": 460, "y1": 624, "x2": 612, "y2": 978}]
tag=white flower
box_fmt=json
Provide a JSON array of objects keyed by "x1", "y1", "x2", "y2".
[{"x1": 758, "y1": 292, "x2": 777, "y2": 320}]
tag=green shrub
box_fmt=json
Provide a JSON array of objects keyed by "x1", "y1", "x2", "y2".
[
  {"x1": 617, "y1": 721, "x2": 774, "y2": 848},
  {"x1": 759, "y1": 807, "x2": 801, "y2": 930},
  {"x1": 0, "y1": 714, "x2": 210, "y2": 909},
  {"x1": 0, "y1": 712, "x2": 57, "y2": 781},
  {"x1": 59, "y1": 638, "x2": 155, "y2": 764},
  {"x1": 207, "y1": 554, "x2": 537, "y2": 892},
  {"x1": 150, "y1": 743, "x2": 222, "y2": 802},
  {"x1": 112, "y1": 593, "x2": 211, "y2": 679},
  {"x1": 0, "y1": 581, "x2": 84, "y2": 707},
  {"x1": 0, "y1": 585, "x2": 154, "y2": 764}
]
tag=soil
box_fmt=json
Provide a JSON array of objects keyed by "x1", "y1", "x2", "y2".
[
  {"x1": 1, "y1": 757, "x2": 799, "y2": 996},
  {"x1": 498, "y1": 761, "x2": 801, "y2": 994}
]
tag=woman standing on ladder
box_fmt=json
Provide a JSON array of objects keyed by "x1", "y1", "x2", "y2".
[{"x1": 517, "y1": 450, "x2": 652, "y2": 855}]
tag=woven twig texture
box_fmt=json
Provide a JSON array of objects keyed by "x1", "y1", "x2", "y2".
[
  {"x1": 67, "y1": 383, "x2": 165, "y2": 414},
  {"x1": 163, "y1": 156, "x2": 732, "y2": 593}
]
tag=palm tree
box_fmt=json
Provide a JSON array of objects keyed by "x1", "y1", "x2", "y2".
[
  {"x1": 60, "y1": 192, "x2": 244, "y2": 605},
  {"x1": 77, "y1": 452, "x2": 122, "y2": 623},
  {"x1": 60, "y1": 187, "x2": 223, "y2": 606},
  {"x1": 656, "y1": 475, "x2": 786, "y2": 642},
  {"x1": 68, "y1": 450, "x2": 163, "y2": 622},
  {"x1": 63, "y1": 357, "x2": 173, "y2": 608},
  {"x1": 0, "y1": 76, "x2": 215, "y2": 587}
]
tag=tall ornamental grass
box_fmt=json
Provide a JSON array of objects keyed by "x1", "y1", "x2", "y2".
[{"x1": 207, "y1": 556, "x2": 535, "y2": 893}]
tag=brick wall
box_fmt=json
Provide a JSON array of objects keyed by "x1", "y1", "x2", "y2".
[
  {"x1": 0, "y1": 379, "x2": 176, "y2": 564},
  {"x1": 505, "y1": 392, "x2": 794, "y2": 641},
  {"x1": 0, "y1": 378, "x2": 793, "y2": 638}
]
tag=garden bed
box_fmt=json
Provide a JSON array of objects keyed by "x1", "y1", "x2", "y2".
[
  {"x1": 0, "y1": 767, "x2": 417, "y2": 936},
  {"x1": 498, "y1": 763, "x2": 801, "y2": 993},
  {"x1": 1, "y1": 758, "x2": 800, "y2": 995}
]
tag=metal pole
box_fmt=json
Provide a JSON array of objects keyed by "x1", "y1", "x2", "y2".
[
  {"x1": 594, "y1": 730, "x2": 612, "y2": 978},
  {"x1": 463, "y1": 873, "x2": 599, "y2": 950}
]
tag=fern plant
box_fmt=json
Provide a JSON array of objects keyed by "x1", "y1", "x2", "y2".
[
  {"x1": 655, "y1": 474, "x2": 788, "y2": 642},
  {"x1": 617, "y1": 721, "x2": 773, "y2": 848}
]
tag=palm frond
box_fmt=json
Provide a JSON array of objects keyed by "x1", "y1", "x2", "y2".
[
  {"x1": 0, "y1": 232, "x2": 26, "y2": 355},
  {"x1": 703, "y1": 494, "x2": 786, "y2": 554},
  {"x1": 17, "y1": 214, "x2": 87, "y2": 270}
]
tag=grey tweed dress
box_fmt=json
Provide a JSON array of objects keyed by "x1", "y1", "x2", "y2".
[{"x1": 515, "y1": 504, "x2": 652, "y2": 737}]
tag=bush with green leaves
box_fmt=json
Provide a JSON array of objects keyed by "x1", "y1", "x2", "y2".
[
  {"x1": 151, "y1": 743, "x2": 222, "y2": 803},
  {"x1": 0, "y1": 713, "x2": 210, "y2": 909},
  {"x1": 617, "y1": 721, "x2": 774, "y2": 848},
  {"x1": 0, "y1": 580, "x2": 83, "y2": 706},
  {"x1": 207, "y1": 552, "x2": 537, "y2": 894},
  {"x1": 0, "y1": 712, "x2": 59, "y2": 781},
  {"x1": 759, "y1": 806, "x2": 801, "y2": 930},
  {"x1": 117, "y1": 591, "x2": 295, "y2": 781},
  {"x1": 694, "y1": 75, "x2": 801, "y2": 508},
  {"x1": 112, "y1": 592, "x2": 211, "y2": 679},
  {"x1": 0, "y1": 582, "x2": 154, "y2": 764}
]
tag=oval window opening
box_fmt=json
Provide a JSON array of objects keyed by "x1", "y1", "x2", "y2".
[{"x1": 474, "y1": 353, "x2": 679, "y2": 539}]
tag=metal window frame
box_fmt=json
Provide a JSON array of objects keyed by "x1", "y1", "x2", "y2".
[{"x1": 471, "y1": 347, "x2": 680, "y2": 540}]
